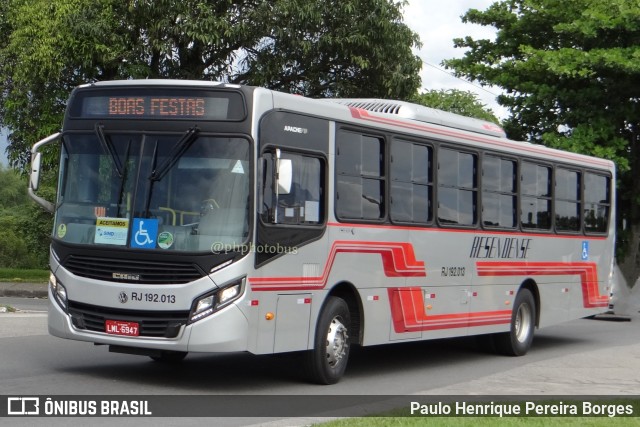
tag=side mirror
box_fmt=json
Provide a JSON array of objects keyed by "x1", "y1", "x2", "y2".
[
  {"x1": 30, "y1": 152, "x2": 42, "y2": 191},
  {"x1": 277, "y1": 159, "x2": 292, "y2": 195},
  {"x1": 28, "y1": 132, "x2": 61, "y2": 213}
]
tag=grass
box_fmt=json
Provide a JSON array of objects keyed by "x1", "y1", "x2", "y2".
[
  {"x1": 0, "y1": 268, "x2": 49, "y2": 283},
  {"x1": 317, "y1": 400, "x2": 639, "y2": 427},
  {"x1": 318, "y1": 418, "x2": 637, "y2": 427}
]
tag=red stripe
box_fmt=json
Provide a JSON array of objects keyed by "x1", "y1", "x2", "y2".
[
  {"x1": 327, "y1": 222, "x2": 608, "y2": 240},
  {"x1": 476, "y1": 261, "x2": 608, "y2": 308},
  {"x1": 250, "y1": 241, "x2": 426, "y2": 291},
  {"x1": 388, "y1": 287, "x2": 511, "y2": 333},
  {"x1": 348, "y1": 108, "x2": 612, "y2": 168}
]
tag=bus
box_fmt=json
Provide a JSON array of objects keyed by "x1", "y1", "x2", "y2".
[{"x1": 29, "y1": 80, "x2": 615, "y2": 384}]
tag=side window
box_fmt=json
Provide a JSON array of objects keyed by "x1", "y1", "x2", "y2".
[
  {"x1": 555, "y1": 167, "x2": 581, "y2": 232},
  {"x1": 584, "y1": 172, "x2": 610, "y2": 234},
  {"x1": 261, "y1": 151, "x2": 324, "y2": 225},
  {"x1": 482, "y1": 155, "x2": 517, "y2": 228},
  {"x1": 390, "y1": 139, "x2": 433, "y2": 224},
  {"x1": 437, "y1": 148, "x2": 478, "y2": 226},
  {"x1": 521, "y1": 162, "x2": 551, "y2": 230},
  {"x1": 336, "y1": 130, "x2": 385, "y2": 220}
]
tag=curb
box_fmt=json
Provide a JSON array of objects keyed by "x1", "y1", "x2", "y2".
[{"x1": 0, "y1": 283, "x2": 48, "y2": 299}]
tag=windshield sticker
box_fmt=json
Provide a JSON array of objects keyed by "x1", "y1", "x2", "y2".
[
  {"x1": 56, "y1": 224, "x2": 67, "y2": 239},
  {"x1": 157, "y1": 231, "x2": 174, "y2": 249},
  {"x1": 95, "y1": 217, "x2": 129, "y2": 246},
  {"x1": 231, "y1": 160, "x2": 245, "y2": 174},
  {"x1": 131, "y1": 218, "x2": 159, "y2": 249}
]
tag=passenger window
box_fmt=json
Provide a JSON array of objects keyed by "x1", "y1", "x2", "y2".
[
  {"x1": 555, "y1": 168, "x2": 581, "y2": 232},
  {"x1": 584, "y1": 173, "x2": 610, "y2": 234},
  {"x1": 336, "y1": 131, "x2": 385, "y2": 220},
  {"x1": 521, "y1": 162, "x2": 551, "y2": 230},
  {"x1": 438, "y1": 148, "x2": 477, "y2": 226},
  {"x1": 482, "y1": 155, "x2": 516, "y2": 228},
  {"x1": 390, "y1": 140, "x2": 433, "y2": 224}
]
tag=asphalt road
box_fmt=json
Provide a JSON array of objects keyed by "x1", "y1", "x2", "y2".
[
  {"x1": 0, "y1": 296, "x2": 48, "y2": 313},
  {"x1": 1, "y1": 296, "x2": 639, "y2": 426}
]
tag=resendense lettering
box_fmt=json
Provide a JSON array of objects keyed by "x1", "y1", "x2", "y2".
[{"x1": 469, "y1": 236, "x2": 532, "y2": 259}]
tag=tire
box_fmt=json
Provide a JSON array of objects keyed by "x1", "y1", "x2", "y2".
[
  {"x1": 493, "y1": 288, "x2": 536, "y2": 356},
  {"x1": 305, "y1": 296, "x2": 351, "y2": 385},
  {"x1": 149, "y1": 351, "x2": 188, "y2": 363}
]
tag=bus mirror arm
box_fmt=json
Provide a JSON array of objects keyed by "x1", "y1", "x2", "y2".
[{"x1": 28, "y1": 132, "x2": 61, "y2": 213}]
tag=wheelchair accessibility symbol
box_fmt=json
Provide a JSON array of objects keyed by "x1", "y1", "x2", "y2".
[
  {"x1": 581, "y1": 241, "x2": 589, "y2": 261},
  {"x1": 131, "y1": 218, "x2": 158, "y2": 249}
]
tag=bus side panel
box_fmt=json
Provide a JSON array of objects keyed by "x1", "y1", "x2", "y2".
[
  {"x1": 568, "y1": 239, "x2": 612, "y2": 320},
  {"x1": 468, "y1": 274, "x2": 517, "y2": 336},
  {"x1": 325, "y1": 226, "x2": 406, "y2": 346},
  {"x1": 411, "y1": 231, "x2": 471, "y2": 341},
  {"x1": 273, "y1": 293, "x2": 312, "y2": 353}
]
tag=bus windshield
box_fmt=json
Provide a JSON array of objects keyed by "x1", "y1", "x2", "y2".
[{"x1": 54, "y1": 131, "x2": 250, "y2": 253}]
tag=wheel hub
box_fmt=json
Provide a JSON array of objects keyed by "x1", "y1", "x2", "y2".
[
  {"x1": 515, "y1": 303, "x2": 532, "y2": 343},
  {"x1": 326, "y1": 317, "x2": 349, "y2": 367}
]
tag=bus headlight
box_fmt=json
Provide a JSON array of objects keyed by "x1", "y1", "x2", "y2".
[
  {"x1": 188, "y1": 277, "x2": 245, "y2": 324},
  {"x1": 50, "y1": 273, "x2": 68, "y2": 312}
]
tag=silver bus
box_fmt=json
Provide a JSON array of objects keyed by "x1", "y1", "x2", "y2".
[{"x1": 29, "y1": 80, "x2": 615, "y2": 384}]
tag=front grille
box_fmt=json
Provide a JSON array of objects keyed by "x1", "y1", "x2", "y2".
[
  {"x1": 64, "y1": 255, "x2": 204, "y2": 284},
  {"x1": 68, "y1": 301, "x2": 190, "y2": 338}
]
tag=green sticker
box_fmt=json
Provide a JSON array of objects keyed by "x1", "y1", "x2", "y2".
[
  {"x1": 157, "y1": 231, "x2": 174, "y2": 249},
  {"x1": 57, "y1": 224, "x2": 67, "y2": 238}
]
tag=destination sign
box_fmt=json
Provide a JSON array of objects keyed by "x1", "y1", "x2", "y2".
[
  {"x1": 69, "y1": 88, "x2": 245, "y2": 121},
  {"x1": 107, "y1": 97, "x2": 207, "y2": 117}
]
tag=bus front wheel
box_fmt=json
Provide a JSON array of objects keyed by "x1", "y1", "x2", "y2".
[
  {"x1": 493, "y1": 288, "x2": 536, "y2": 356},
  {"x1": 306, "y1": 296, "x2": 351, "y2": 385}
]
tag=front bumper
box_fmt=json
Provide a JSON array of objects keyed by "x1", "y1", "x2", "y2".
[{"x1": 48, "y1": 285, "x2": 250, "y2": 353}]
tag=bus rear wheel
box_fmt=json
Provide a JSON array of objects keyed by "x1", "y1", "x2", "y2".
[
  {"x1": 306, "y1": 296, "x2": 351, "y2": 385},
  {"x1": 493, "y1": 288, "x2": 536, "y2": 356}
]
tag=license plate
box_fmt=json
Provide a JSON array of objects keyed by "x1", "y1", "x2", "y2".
[{"x1": 105, "y1": 320, "x2": 139, "y2": 337}]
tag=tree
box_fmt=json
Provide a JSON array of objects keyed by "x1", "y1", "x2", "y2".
[
  {"x1": 444, "y1": 0, "x2": 640, "y2": 285},
  {"x1": 0, "y1": 0, "x2": 422, "y2": 170},
  {"x1": 413, "y1": 89, "x2": 500, "y2": 124},
  {"x1": 0, "y1": 166, "x2": 49, "y2": 268},
  {"x1": 238, "y1": 1, "x2": 422, "y2": 98}
]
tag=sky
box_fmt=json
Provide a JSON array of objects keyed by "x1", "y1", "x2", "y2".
[
  {"x1": 0, "y1": 1, "x2": 501, "y2": 168},
  {"x1": 402, "y1": 0, "x2": 505, "y2": 118},
  {"x1": 0, "y1": 129, "x2": 7, "y2": 167}
]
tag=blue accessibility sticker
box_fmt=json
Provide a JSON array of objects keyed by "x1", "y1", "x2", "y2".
[
  {"x1": 131, "y1": 218, "x2": 158, "y2": 249},
  {"x1": 581, "y1": 241, "x2": 589, "y2": 261}
]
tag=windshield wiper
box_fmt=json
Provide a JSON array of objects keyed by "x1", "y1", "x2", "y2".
[
  {"x1": 148, "y1": 126, "x2": 199, "y2": 182},
  {"x1": 143, "y1": 139, "x2": 159, "y2": 219},
  {"x1": 95, "y1": 124, "x2": 123, "y2": 178},
  {"x1": 116, "y1": 139, "x2": 132, "y2": 218},
  {"x1": 143, "y1": 127, "x2": 199, "y2": 218}
]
